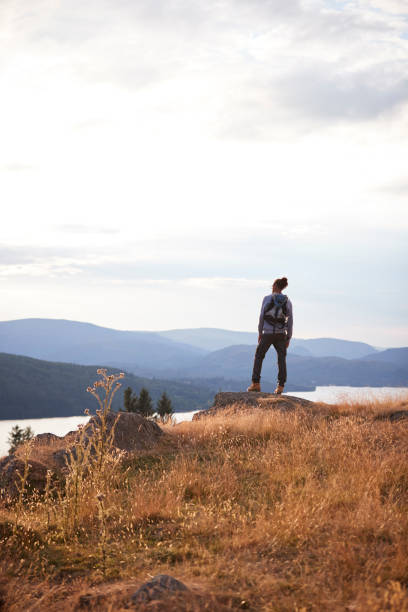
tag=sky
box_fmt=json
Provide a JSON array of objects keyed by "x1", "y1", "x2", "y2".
[{"x1": 1, "y1": 0, "x2": 407, "y2": 346}]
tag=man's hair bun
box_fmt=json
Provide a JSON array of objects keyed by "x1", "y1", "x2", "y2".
[{"x1": 273, "y1": 277, "x2": 288, "y2": 290}]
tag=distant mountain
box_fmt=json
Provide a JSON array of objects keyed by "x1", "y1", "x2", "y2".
[
  {"x1": 0, "y1": 352, "x2": 215, "y2": 420},
  {"x1": 288, "y1": 344, "x2": 313, "y2": 357},
  {"x1": 286, "y1": 338, "x2": 378, "y2": 359},
  {"x1": 2, "y1": 318, "x2": 402, "y2": 390},
  {"x1": 286, "y1": 354, "x2": 408, "y2": 388},
  {"x1": 359, "y1": 347, "x2": 408, "y2": 368},
  {"x1": 159, "y1": 328, "x2": 258, "y2": 351},
  {"x1": 174, "y1": 344, "x2": 408, "y2": 387},
  {"x1": 1, "y1": 320, "x2": 381, "y2": 368},
  {"x1": 0, "y1": 319, "x2": 206, "y2": 371},
  {"x1": 159, "y1": 328, "x2": 378, "y2": 359}
]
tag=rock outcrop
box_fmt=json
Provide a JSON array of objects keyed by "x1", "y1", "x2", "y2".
[
  {"x1": 0, "y1": 455, "x2": 49, "y2": 498},
  {"x1": 51, "y1": 411, "x2": 163, "y2": 468},
  {"x1": 85, "y1": 411, "x2": 163, "y2": 452},
  {"x1": 1, "y1": 412, "x2": 164, "y2": 494},
  {"x1": 376, "y1": 409, "x2": 408, "y2": 423},
  {"x1": 131, "y1": 575, "x2": 189, "y2": 605},
  {"x1": 193, "y1": 392, "x2": 314, "y2": 420},
  {"x1": 32, "y1": 432, "x2": 62, "y2": 445}
]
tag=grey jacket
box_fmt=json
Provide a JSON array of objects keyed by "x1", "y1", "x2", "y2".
[{"x1": 258, "y1": 293, "x2": 293, "y2": 339}]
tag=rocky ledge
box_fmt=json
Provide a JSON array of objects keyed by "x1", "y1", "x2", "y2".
[{"x1": 193, "y1": 392, "x2": 314, "y2": 420}]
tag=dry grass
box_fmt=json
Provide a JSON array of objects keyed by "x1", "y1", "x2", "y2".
[
  {"x1": 15, "y1": 436, "x2": 70, "y2": 470},
  {"x1": 1, "y1": 394, "x2": 408, "y2": 611}
]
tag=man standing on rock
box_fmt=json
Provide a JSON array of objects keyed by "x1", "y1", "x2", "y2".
[{"x1": 247, "y1": 277, "x2": 293, "y2": 394}]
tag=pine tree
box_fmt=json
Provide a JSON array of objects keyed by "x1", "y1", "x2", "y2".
[
  {"x1": 124, "y1": 386, "x2": 133, "y2": 411},
  {"x1": 124, "y1": 386, "x2": 139, "y2": 413},
  {"x1": 138, "y1": 387, "x2": 154, "y2": 418},
  {"x1": 157, "y1": 392, "x2": 173, "y2": 423},
  {"x1": 124, "y1": 386, "x2": 132, "y2": 411},
  {"x1": 8, "y1": 425, "x2": 34, "y2": 454}
]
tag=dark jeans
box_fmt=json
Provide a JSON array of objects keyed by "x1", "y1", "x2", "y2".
[{"x1": 251, "y1": 333, "x2": 287, "y2": 386}]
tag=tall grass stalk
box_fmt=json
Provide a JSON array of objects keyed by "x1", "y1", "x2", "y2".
[
  {"x1": 61, "y1": 418, "x2": 92, "y2": 536},
  {"x1": 58, "y1": 369, "x2": 124, "y2": 537},
  {"x1": 96, "y1": 492, "x2": 108, "y2": 577},
  {"x1": 86, "y1": 369, "x2": 124, "y2": 491},
  {"x1": 13, "y1": 440, "x2": 33, "y2": 533},
  {"x1": 43, "y1": 469, "x2": 53, "y2": 531}
]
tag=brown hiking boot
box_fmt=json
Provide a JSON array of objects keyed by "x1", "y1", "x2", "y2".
[
  {"x1": 274, "y1": 385, "x2": 284, "y2": 395},
  {"x1": 247, "y1": 382, "x2": 261, "y2": 392}
]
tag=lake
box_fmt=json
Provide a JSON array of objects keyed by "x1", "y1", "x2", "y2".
[{"x1": 1, "y1": 386, "x2": 407, "y2": 458}]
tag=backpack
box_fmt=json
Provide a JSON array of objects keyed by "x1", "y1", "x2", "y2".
[{"x1": 264, "y1": 294, "x2": 288, "y2": 328}]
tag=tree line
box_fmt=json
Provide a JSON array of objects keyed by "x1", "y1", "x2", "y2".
[{"x1": 123, "y1": 386, "x2": 173, "y2": 421}]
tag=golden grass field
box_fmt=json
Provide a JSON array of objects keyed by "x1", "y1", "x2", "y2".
[{"x1": 1, "y1": 385, "x2": 408, "y2": 610}]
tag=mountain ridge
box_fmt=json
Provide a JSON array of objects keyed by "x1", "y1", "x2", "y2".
[
  {"x1": 0, "y1": 318, "x2": 206, "y2": 371},
  {"x1": 1, "y1": 319, "x2": 407, "y2": 391},
  {"x1": 167, "y1": 344, "x2": 408, "y2": 388},
  {"x1": 1, "y1": 318, "x2": 384, "y2": 361},
  {"x1": 158, "y1": 327, "x2": 380, "y2": 358}
]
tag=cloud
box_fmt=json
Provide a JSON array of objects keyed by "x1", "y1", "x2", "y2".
[
  {"x1": 1, "y1": 222, "x2": 405, "y2": 289},
  {"x1": 2, "y1": 0, "x2": 408, "y2": 144},
  {"x1": 108, "y1": 276, "x2": 271, "y2": 290},
  {"x1": 56, "y1": 224, "x2": 120, "y2": 235},
  {"x1": 377, "y1": 178, "x2": 408, "y2": 195},
  {"x1": 0, "y1": 244, "x2": 110, "y2": 277},
  {"x1": 0, "y1": 245, "x2": 35, "y2": 266},
  {"x1": 1, "y1": 163, "x2": 34, "y2": 172},
  {"x1": 275, "y1": 63, "x2": 408, "y2": 121},
  {"x1": 0, "y1": 262, "x2": 82, "y2": 278},
  {"x1": 364, "y1": 0, "x2": 408, "y2": 14}
]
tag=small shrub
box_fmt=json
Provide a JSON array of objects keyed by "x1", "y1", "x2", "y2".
[{"x1": 8, "y1": 425, "x2": 34, "y2": 454}]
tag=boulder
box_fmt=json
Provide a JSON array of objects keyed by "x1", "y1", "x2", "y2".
[
  {"x1": 51, "y1": 411, "x2": 164, "y2": 469},
  {"x1": 379, "y1": 410, "x2": 408, "y2": 423},
  {"x1": 193, "y1": 392, "x2": 314, "y2": 420},
  {"x1": 52, "y1": 449, "x2": 71, "y2": 469},
  {"x1": 389, "y1": 411, "x2": 408, "y2": 423},
  {"x1": 84, "y1": 411, "x2": 163, "y2": 452},
  {"x1": 131, "y1": 575, "x2": 189, "y2": 605},
  {"x1": 32, "y1": 432, "x2": 62, "y2": 445},
  {"x1": 0, "y1": 455, "x2": 48, "y2": 498}
]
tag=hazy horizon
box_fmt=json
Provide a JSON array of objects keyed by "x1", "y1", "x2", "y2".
[
  {"x1": 0, "y1": 315, "x2": 404, "y2": 349},
  {"x1": 1, "y1": 0, "x2": 407, "y2": 346}
]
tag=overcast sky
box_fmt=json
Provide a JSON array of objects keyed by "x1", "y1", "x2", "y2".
[{"x1": 1, "y1": 0, "x2": 407, "y2": 346}]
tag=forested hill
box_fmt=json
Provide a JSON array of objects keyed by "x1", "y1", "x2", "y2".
[{"x1": 0, "y1": 353, "x2": 215, "y2": 419}]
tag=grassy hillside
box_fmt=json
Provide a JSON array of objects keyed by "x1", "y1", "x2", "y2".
[
  {"x1": 1, "y1": 395, "x2": 408, "y2": 610},
  {"x1": 0, "y1": 353, "x2": 216, "y2": 419}
]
